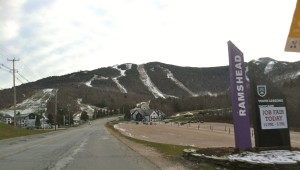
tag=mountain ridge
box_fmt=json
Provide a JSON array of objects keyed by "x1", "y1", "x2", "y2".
[{"x1": 0, "y1": 57, "x2": 299, "y2": 114}]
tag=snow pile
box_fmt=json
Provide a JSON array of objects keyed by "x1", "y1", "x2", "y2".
[
  {"x1": 159, "y1": 66, "x2": 198, "y2": 97},
  {"x1": 0, "y1": 89, "x2": 55, "y2": 117},
  {"x1": 228, "y1": 150, "x2": 300, "y2": 164},
  {"x1": 137, "y1": 64, "x2": 165, "y2": 98}
]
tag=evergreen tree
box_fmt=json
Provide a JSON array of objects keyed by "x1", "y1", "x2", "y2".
[
  {"x1": 35, "y1": 115, "x2": 41, "y2": 128},
  {"x1": 47, "y1": 113, "x2": 54, "y2": 124},
  {"x1": 80, "y1": 111, "x2": 89, "y2": 121}
]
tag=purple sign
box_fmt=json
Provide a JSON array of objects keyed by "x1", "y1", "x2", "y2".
[{"x1": 228, "y1": 41, "x2": 252, "y2": 149}]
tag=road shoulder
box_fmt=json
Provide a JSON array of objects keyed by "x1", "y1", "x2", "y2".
[{"x1": 106, "y1": 123, "x2": 191, "y2": 170}]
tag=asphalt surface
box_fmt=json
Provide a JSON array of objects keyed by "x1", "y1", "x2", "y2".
[{"x1": 0, "y1": 118, "x2": 159, "y2": 170}]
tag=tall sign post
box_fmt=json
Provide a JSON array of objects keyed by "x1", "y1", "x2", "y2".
[
  {"x1": 227, "y1": 41, "x2": 252, "y2": 149},
  {"x1": 285, "y1": 0, "x2": 300, "y2": 52}
]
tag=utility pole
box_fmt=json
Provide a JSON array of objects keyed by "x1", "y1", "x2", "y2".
[
  {"x1": 7, "y1": 58, "x2": 19, "y2": 127},
  {"x1": 55, "y1": 89, "x2": 58, "y2": 130},
  {"x1": 67, "y1": 104, "x2": 70, "y2": 127}
]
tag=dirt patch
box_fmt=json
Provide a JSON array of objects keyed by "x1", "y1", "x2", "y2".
[
  {"x1": 115, "y1": 122, "x2": 238, "y2": 148},
  {"x1": 115, "y1": 122, "x2": 300, "y2": 148}
]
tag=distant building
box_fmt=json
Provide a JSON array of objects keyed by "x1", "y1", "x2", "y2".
[
  {"x1": 1, "y1": 113, "x2": 50, "y2": 128},
  {"x1": 130, "y1": 101, "x2": 165, "y2": 122},
  {"x1": 2, "y1": 114, "x2": 13, "y2": 124},
  {"x1": 130, "y1": 109, "x2": 165, "y2": 122},
  {"x1": 27, "y1": 113, "x2": 37, "y2": 128},
  {"x1": 15, "y1": 114, "x2": 28, "y2": 127}
]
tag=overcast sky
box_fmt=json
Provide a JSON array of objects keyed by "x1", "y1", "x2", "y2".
[{"x1": 0, "y1": 0, "x2": 299, "y2": 89}]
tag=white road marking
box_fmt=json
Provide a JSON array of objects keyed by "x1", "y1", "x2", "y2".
[{"x1": 51, "y1": 138, "x2": 87, "y2": 170}]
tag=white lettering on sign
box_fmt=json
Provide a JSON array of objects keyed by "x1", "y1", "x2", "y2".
[
  {"x1": 235, "y1": 55, "x2": 246, "y2": 116},
  {"x1": 259, "y1": 107, "x2": 288, "y2": 129}
]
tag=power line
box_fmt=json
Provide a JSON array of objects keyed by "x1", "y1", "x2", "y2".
[
  {"x1": 0, "y1": 63, "x2": 11, "y2": 71},
  {"x1": 15, "y1": 76, "x2": 24, "y2": 84},
  {"x1": 1, "y1": 63, "x2": 27, "y2": 84},
  {"x1": 17, "y1": 72, "x2": 30, "y2": 83},
  {"x1": 20, "y1": 60, "x2": 43, "y2": 81},
  {"x1": 0, "y1": 64, "x2": 11, "y2": 72},
  {"x1": 0, "y1": 46, "x2": 43, "y2": 83}
]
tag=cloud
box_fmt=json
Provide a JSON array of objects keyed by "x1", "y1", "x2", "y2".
[
  {"x1": 0, "y1": 0, "x2": 299, "y2": 89},
  {"x1": 0, "y1": 0, "x2": 26, "y2": 41}
]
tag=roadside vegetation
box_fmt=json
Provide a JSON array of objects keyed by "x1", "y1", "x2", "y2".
[{"x1": 0, "y1": 122, "x2": 56, "y2": 140}]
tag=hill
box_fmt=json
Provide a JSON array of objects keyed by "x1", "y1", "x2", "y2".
[{"x1": 0, "y1": 58, "x2": 299, "y2": 128}]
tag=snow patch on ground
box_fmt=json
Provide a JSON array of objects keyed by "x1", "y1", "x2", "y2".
[
  {"x1": 159, "y1": 66, "x2": 198, "y2": 97},
  {"x1": 228, "y1": 150, "x2": 300, "y2": 164},
  {"x1": 114, "y1": 124, "x2": 134, "y2": 137},
  {"x1": 137, "y1": 64, "x2": 165, "y2": 98}
]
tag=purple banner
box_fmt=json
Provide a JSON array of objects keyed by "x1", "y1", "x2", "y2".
[{"x1": 228, "y1": 41, "x2": 252, "y2": 149}]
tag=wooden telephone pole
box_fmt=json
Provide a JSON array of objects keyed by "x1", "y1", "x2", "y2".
[{"x1": 7, "y1": 58, "x2": 19, "y2": 127}]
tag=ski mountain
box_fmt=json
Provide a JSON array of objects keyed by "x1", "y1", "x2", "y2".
[{"x1": 0, "y1": 58, "x2": 299, "y2": 112}]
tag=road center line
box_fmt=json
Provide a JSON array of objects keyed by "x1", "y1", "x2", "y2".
[{"x1": 51, "y1": 138, "x2": 88, "y2": 170}]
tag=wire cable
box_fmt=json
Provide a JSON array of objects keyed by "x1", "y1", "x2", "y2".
[{"x1": 17, "y1": 72, "x2": 30, "y2": 83}]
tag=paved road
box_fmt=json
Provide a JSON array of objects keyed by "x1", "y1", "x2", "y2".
[{"x1": 0, "y1": 118, "x2": 159, "y2": 170}]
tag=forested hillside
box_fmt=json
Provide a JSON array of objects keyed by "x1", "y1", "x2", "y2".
[{"x1": 0, "y1": 58, "x2": 299, "y2": 128}]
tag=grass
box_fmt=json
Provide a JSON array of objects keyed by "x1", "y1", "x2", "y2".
[{"x1": 0, "y1": 123, "x2": 56, "y2": 140}]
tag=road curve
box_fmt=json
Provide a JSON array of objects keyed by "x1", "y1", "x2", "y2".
[{"x1": 0, "y1": 118, "x2": 159, "y2": 170}]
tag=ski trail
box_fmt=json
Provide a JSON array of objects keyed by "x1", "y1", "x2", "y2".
[
  {"x1": 112, "y1": 78, "x2": 127, "y2": 93},
  {"x1": 137, "y1": 64, "x2": 165, "y2": 98},
  {"x1": 159, "y1": 66, "x2": 198, "y2": 97},
  {"x1": 112, "y1": 65, "x2": 131, "y2": 93},
  {"x1": 84, "y1": 75, "x2": 109, "y2": 87}
]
